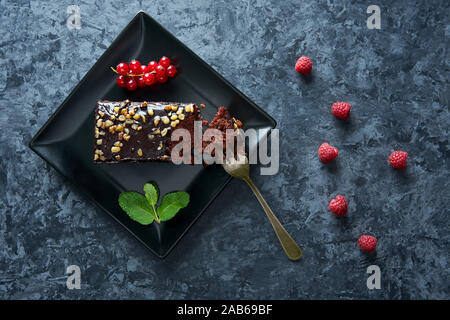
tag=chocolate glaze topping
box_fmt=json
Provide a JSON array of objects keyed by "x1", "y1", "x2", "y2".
[{"x1": 93, "y1": 100, "x2": 199, "y2": 163}]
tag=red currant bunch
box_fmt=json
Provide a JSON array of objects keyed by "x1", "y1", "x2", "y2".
[{"x1": 112, "y1": 57, "x2": 177, "y2": 91}]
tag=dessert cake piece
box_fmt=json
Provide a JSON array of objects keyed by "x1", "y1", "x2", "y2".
[
  {"x1": 201, "y1": 106, "x2": 245, "y2": 161},
  {"x1": 93, "y1": 100, "x2": 199, "y2": 162}
]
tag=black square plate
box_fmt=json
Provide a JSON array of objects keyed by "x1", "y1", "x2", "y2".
[{"x1": 29, "y1": 12, "x2": 276, "y2": 258}]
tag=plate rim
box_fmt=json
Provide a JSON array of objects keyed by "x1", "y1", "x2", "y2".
[{"x1": 29, "y1": 11, "x2": 277, "y2": 258}]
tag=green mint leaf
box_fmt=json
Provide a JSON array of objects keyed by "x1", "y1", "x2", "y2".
[
  {"x1": 143, "y1": 181, "x2": 159, "y2": 207},
  {"x1": 118, "y1": 191, "x2": 155, "y2": 225},
  {"x1": 156, "y1": 191, "x2": 190, "y2": 221}
]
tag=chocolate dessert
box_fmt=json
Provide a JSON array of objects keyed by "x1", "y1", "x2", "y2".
[
  {"x1": 93, "y1": 100, "x2": 200, "y2": 162},
  {"x1": 202, "y1": 106, "x2": 244, "y2": 161}
]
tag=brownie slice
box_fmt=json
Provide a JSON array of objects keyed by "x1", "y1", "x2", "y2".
[
  {"x1": 201, "y1": 106, "x2": 244, "y2": 162},
  {"x1": 208, "y1": 106, "x2": 234, "y2": 131},
  {"x1": 93, "y1": 100, "x2": 199, "y2": 163}
]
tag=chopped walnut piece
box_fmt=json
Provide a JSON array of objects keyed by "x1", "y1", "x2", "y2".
[{"x1": 161, "y1": 116, "x2": 170, "y2": 124}]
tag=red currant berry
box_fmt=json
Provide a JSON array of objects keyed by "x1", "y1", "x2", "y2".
[
  {"x1": 156, "y1": 74, "x2": 168, "y2": 83},
  {"x1": 159, "y1": 56, "x2": 170, "y2": 68},
  {"x1": 116, "y1": 63, "x2": 129, "y2": 75},
  {"x1": 166, "y1": 65, "x2": 177, "y2": 77},
  {"x1": 136, "y1": 76, "x2": 146, "y2": 88},
  {"x1": 129, "y1": 59, "x2": 141, "y2": 74},
  {"x1": 126, "y1": 78, "x2": 137, "y2": 91},
  {"x1": 148, "y1": 61, "x2": 158, "y2": 72},
  {"x1": 140, "y1": 64, "x2": 149, "y2": 74},
  {"x1": 143, "y1": 72, "x2": 156, "y2": 85},
  {"x1": 116, "y1": 75, "x2": 128, "y2": 87},
  {"x1": 155, "y1": 65, "x2": 166, "y2": 76}
]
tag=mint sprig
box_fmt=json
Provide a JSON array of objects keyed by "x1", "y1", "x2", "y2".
[
  {"x1": 118, "y1": 181, "x2": 190, "y2": 225},
  {"x1": 157, "y1": 191, "x2": 190, "y2": 221},
  {"x1": 118, "y1": 191, "x2": 155, "y2": 225},
  {"x1": 143, "y1": 181, "x2": 160, "y2": 222}
]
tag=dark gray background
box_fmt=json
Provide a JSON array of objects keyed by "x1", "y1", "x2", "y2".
[{"x1": 0, "y1": 0, "x2": 449, "y2": 299}]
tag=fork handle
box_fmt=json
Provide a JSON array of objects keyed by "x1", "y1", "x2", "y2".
[{"x1": 243, "y1": 177, "x2": 302, "y2": 261}]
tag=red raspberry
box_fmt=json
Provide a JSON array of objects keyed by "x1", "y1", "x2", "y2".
[
  {"x1": 389, "y1": 151, "x2": 408, "y2": 170},
  {"x1": 329, "y1": 195, "x2": 347, "y2": 216},
  {"x1": 331, "y1": 102, "x2": 351, "y2": 120},
  {"x1": 358, "y1": 235, "x2": 377, "y2": 252},
  {"x1": 295, "y1": 56, "x2": 312, "y2": 75},
  {"x1": 318, "y1": 143, "x2": 338, "y2": 162}
]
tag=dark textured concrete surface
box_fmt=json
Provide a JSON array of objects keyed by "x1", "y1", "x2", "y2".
[{"x1": 0, "y1": 0, "x2": 449, "y2": 299}]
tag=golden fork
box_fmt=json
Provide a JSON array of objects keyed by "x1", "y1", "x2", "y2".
[{"x1": 222, "y1": 155, "x2": 302, "y2": 261}]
